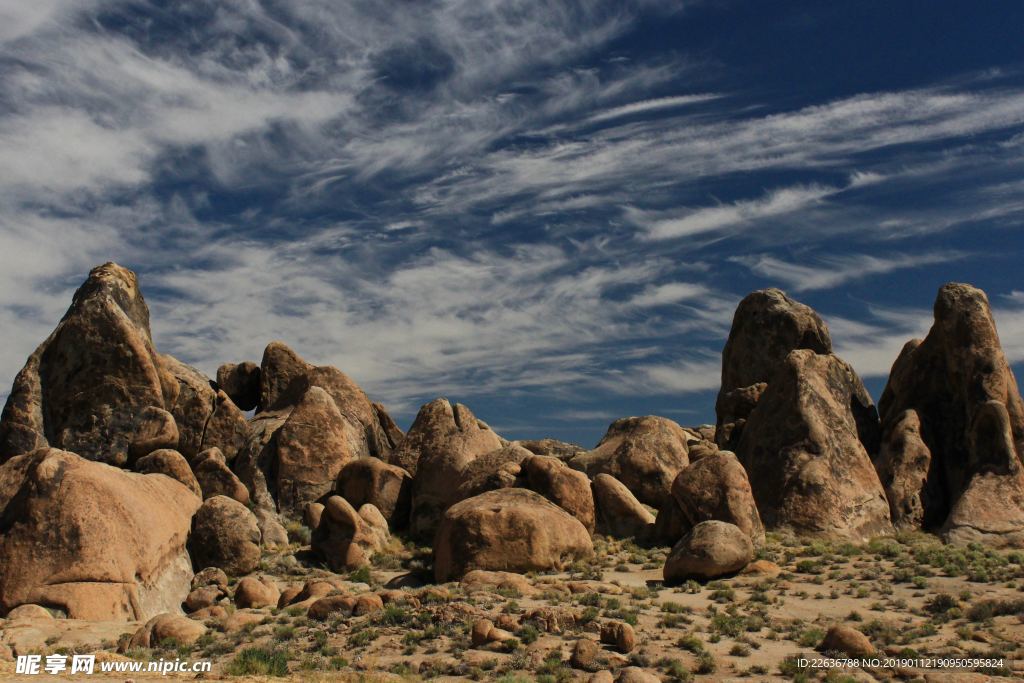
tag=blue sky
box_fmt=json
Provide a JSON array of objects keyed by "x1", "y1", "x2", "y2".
[{"x1": 1, "y1": 1, "x2": 1023, "y2": 445}]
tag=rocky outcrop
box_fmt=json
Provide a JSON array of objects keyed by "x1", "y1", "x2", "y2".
[
  {"x1": 336, "y1": 457, "x2": 412, "y2": 527},
  {"x1": 453, "y1": 443, "x2": 531, "y2": 501},
  {"x1": 876, "y1": 283, "x2": 1024, "y2": 546},
  {"x1": 188, "y1": 496, "x2": 262, "y2": 576},
  {"x1": 592, "y1": 473, "x2": 655, "y2": 538},
  {"x1": 670, "y1": 450, "x2": 764, "y2": 546},
  {"x1": 311, "y1": 496, "x2": 390, "y2": 571},
  {"x1": 736, "y1": 349, "x2": 891, "y2": 540},
  {"x1": 193, "y1": 448, "x2": 249, "y2": 504},
  {"x1": 0, "y1": 264, "x2": 247, "y2": 467},
  {"x1": 434, "y1": 488, "x2": 593, "y2": 582},
  {"x1": 518, "y1": 439, "x2": 585, "y2": 461},
  {"x1": 715, "y1": 289, "x2": 832, "y2": 450},
  {"x1": 233, "y1": 342, "x2": 402, "y2": 522},
  {"x1": 663, "y1": 520, "x2": 752, "y2": 582},
  {"x1": 568, "y1": 416, "x2": 692, "y2": 508},
  {"x1": 522, "y1": 454, "x2": 595, "y2": 534},
  {"x1": 0, "y1": 449, "x2": 200, "y2": 620},
  {"x1": 398, "y1": 399, "x2": 504, "y2": 540}
]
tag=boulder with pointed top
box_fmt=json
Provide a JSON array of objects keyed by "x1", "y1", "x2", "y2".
[
  {"x1": 877, "y1": 283, "x2": 1024, "y2": 546},
  {"x1": 592, "y1": 474, "x2": 655, "y2": 538}
]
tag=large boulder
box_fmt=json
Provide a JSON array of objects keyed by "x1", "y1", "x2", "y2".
[
  {"x1": 568, "y1": 416, "x2": 691, "y2": 508},
  {"x1": 876, "y1": 283, "x2": 1024, "y2": 546},
  {"x1": 188, "y1": 496, "x2": 262, "y2": 576},
  {"x1": 523, "y1": 455, "x2": 596, "y2": 534},
  {"x1": 453, "y1": 443, "x2": 532, "y2": 500},
  {"x1": 670, "y1": 450, "x2": 764, "y2": 546},
  {"x1": 398, "y1": 399, "x2": 504, "y2": 540},
  {"x1": 232, "y1": 342, "x2": 402, "y2": 521},
  {"x1": 0, "y1": 449, "x2": 200, "y2": 620},
  {"x1": 592, "y1": 474, "x2": 655, "y2": 538},
  {"x1": 0, "y1": 263, "x2": 248, "y2": 467},
  {"x1": 715, "y1": 289, "x2": 832, "y2": 450},
  {"x1": 434, "y1": 488, "x2": 593, "y2": 582},
  {"x1": 311, "y1": 496, "x2": 389, "y2": 571},
  {"x1": 663, "y1": 520, "x2": 752, "y2": 582},
  {"x1": 736, "y1": 349, "x2": 891, "y2": 540},
  {"x1": 127, "y1": 406, "x2": 179, "y2": 463},
  {"x1": 134, "y1": 449, "x2": 201, "y2": 498},
  {"x1": 336, "y1": 457, "x2": 412, "y2": 527},
  {"x1": 193, "y1": 448, "x2": 249, "y2": 504}
]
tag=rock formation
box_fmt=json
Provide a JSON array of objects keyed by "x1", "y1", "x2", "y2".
[
  {"x1": 336, "y1": 457, "x2": 413, "y2": 527},
  {"x1": 188, "y1": 495, "x2": 262, "y2": 576},
  {"x1": 0, "y1": 449, "x2": 199, "y2": 620},
  {"x1": 592, "y1": 473, "x2": 655, "y2": 538},
  {"x1": 715, "y1": 288, "x2": 832, "y2": 450},
  {"x1": 434, "y1": 488, "x2": 593, "y2": 582},
  {"x1": 876, "y1": 283, "x2": 1024, "y2": 546},
  {"x1": 670, "y1": 449, "x2": 764, "y2": 546},
  {"x1": 311, "y1": 496, "x2": 390, "y2": 571},
  {"x1": 663, "y1": 520, "x2": 753, "y2": 582},
  {"x1": 568, "y1": 416, "x2": 692, "y2": 508}
]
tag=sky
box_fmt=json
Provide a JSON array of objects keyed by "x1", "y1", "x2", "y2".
[{"x1": 1, "y1": 1, "x2": 1023, "y2": 446}]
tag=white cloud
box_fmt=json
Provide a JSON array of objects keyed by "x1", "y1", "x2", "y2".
[{"x1": 629, "y1": 282, "x2": 708, "y2": 307}]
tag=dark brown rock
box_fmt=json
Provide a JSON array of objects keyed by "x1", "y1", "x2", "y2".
[
  {"x1": 216, "y1": 362, "x2": 261, "y2": 412},
  {"x1": 736, "y1": 349, "x2": 892, "y2": 540},
  {"x1": 876, "y1": 284, "x2": 1024, "y2": 546},
  {"x1": 716, "y1": 288, "x2": 832, "y2": 450},
  {"x1": 568, "y1": 416, "x2": 690, "y2": 507},
  {"x1": 453, "y1": 443, "x2": 531, "y2": 500},
  {"x1": 128, "y1": 406, "x2": 179, "y2": 463}
]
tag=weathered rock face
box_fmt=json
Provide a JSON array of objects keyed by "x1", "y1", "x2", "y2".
[
  {"x1": 188, "y1": 496, "x2": 262, "y2": 576},
  {"x1": 0, "y1": 449, "x2": 200, "y2": 620},
  {"x1": 523, "y1": 455, "x2": 596, "y2": 534},
  {"x1": 663, "y1": 520, "x2": 752, "y2": 582},
  {"x1": 193, "y1": 448, "x2": 249, "y2": 504},
  {"x1": 0, "y1": 263, "x2": 248, "y2": 468},
  {"x1": 876, "y1": 284, "x2": 1024, "y2": 546},
  {"x1": 715, "y1": 289, "x2": 832, "y2": 450},
  {"x1": 568, "y1": 416, "x2": 691, "y2": 508},
  {"x1": 311, "y1": 496, "x2": 389, "y2": 571},
  {"x1": 434, "y1": 488, "x2": 594, "y2": 582},
  {"x1": 453, "y1": 444, "x2": 531, "y2": 501},
  {"x1": 216, "y1": 362, "x2": 261, "y2": 412},
  {"x1": 336, "y1": 457, "x2": 412, "y2": 527},
  {"x1": 517, "y1": 439, "x2": 585, "y2": 461},
  {"x1": 0, "y1": 264, "x2": 168, "y2": 465},
  {"x1": 671, "y1": 450, "x2": 764, "y2": 546},
  {"x1": 233, "y1": 342, "x2": 402, "y2": 522},
  {"x1": 128, "y1": 406, "x2": 179, "y2": 464},
  {"x1": 134, "y1": 449, "x2": 201, "y2": 498},
  {"x1": 592, "y1": 473, "x2": 655, "y2": 538},
  {"x1": 399, "y1": 399, "x2": 504, "y2": 540},
  {"x1": 736, "y1": 349, "x2": 891, "y2": 540}
]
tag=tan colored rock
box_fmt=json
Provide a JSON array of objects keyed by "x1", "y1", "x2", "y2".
[
  {"x1": 191, "y1": 567, "x2": 228, "y2": 593},
  {"x1": 311, "y1": 495, "x2": 388, "y2": 571},
  {"x1": 336, "y1": 457, "x2": 412, "y2": 526},
  {"x1": 304, "y1": 502, "x2": 325, "y2": 529},
  {"x1": 877, "y1": 284, "x2": 1024, "y2": 546},
  {"x1": 453, "y1": 443, "x2": 531, "y2": 500},
  {"x1": 128, "y1": 406, "x2": 179, "y2": 463},
  {"x1": 188, "y1": 495, "x2": 261, "y2": 576},
  {"x1": 275, "y1": 386, "x2": 364, "y2": 513},
  {"x1": 664, "y1": 520, "x2": 752, "y2": 582},
  {"x1": 0, "y1": 263, "x2": 170, "y2": 465},
  {"x1": 600, "y1": 621, "x2": 636, "y2": 653},
  {"x1": 470, "y1": 618, "x2": 513, "y2": 647},
  {"x1": 518, "y1": 439, "x2": 586, "y2": 460},
  {"x1": 129, "y1": 613, "x2": 206, "y2": 648},
  {"x1": 183, "y1": 585, "x2": 222, "y2": 612},
  {"x1": 523, "y1": 454, "x2": 596, "y2": 533},
  {"x1": 569, "y1": 416, "x2": 690, "y2": 507},
  {"x1": 592, "y1": 473, "x2": 655, "y2": 538},
  {"x1": 216, "y1": 362, "x2": 261, "y2": 412},
  {"x1": 307, "y1": 594, "x2": 357, "y2": 621},
  {"x1": 400, "y1": 399, "x2": 504, "y2": 540},
  {"x1": 736, "y1": 350, "x2": 891, "y2": 540},
  {"x1": 0, "y1": 449, "x2": 200, "y2": 621},
  {"x1": 715, "y1": 288, "x2": 832, "y2": 450},
  {"x1": 741, "y1": 560, "x2": 782, "y2": 578},
  {"x1": 234, "y1": 575, "x2": 280, "y2": 609},
  {"x1": 590, "y1": 672, "x2": 615, "y2": 683},
  {"x1": 460, "y1": 570, "x2": 537, "y2": 597},
  {"x1": 434, "y1": 488, "x2": 593, "y2": 582},
  {"x1": 671, "y1": 450, "x2": 764, "y2": 546},
  {"x1": 818, "y1": 624, "x2": 874, "y2": 657},
  {"x1": 193, "y1": 448, "x2": 249, "y2": 504},
  {"x1": 5, "y1": 604, "x2": 53, "y2": 620},
  {"x1": 615, "y1": 668, "x2": 660, "y2": 683},
  {"x1": 570, "y1": 638, "x2": 601, "y2": 671},
  {"x1": 135, "y1": 448, "x2": 201, "y2": 498}
]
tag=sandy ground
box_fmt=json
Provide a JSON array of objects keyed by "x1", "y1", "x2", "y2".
[{"x1": 2, "y1": 531, "x2": 1023, "y2": 681}]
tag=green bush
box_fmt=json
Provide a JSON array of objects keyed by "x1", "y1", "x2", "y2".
[{"x1": 225, "y1": 647, "x2": 289, "y2": 677}]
